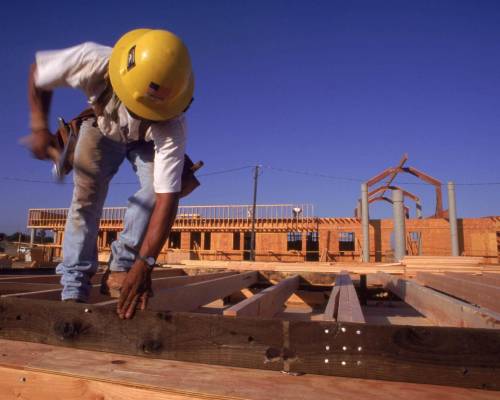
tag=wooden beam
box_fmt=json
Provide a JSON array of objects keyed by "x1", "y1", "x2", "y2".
[
  {"x1": 224, "y1": 275, "x2": 299, "y2": 317},
  {"x1": 0, "y1": 273, "x2": 102, "y2": 284},
  {"x1": 323, "y1": 284, "x2": 340, "y2": 321},
  {"x1": 0, "y1": 282, "x2": 60, "y2": 295},
  {"x1": 2, "y1": 339, "x2": 498, "y2": 400},
  {"x1": 96, "y1": 271, "x2": 238, "y2": 307},
  {"x1": 323, "y1": 272, "x2": 365, "y2": 323},
  {"x1": 444, "y1": 272, "x2": 500, "y2": 288},
  {"x1": 482, "y1": 273, "x2": 500, "y2": 287},
  {"x1": 4, "y1": 269, "x2": 188, "y2": 302},
  {"x1": 337, "y1": 273, "x2": 365, "y2": 323},
  {"x1": 416, "y1": 272, "x2": 500, "y2": 313},
  {"x1": 376, "y1": 272, "x2": 500, "y2": 329},
  {"x1": 179, "y1": 260, "x2": 405, "y2": 275},
  {"x1": 140, "y1": 271, "x2": 258, "y2": 312},
  {"x1": 0, "y1": 297, "x2": 499, "y2": 389}
]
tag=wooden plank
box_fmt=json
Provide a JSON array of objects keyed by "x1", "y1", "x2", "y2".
[
  {"x1": 323, "y1": 272, "x2": 365, "y2": 323},
  {"x1": 179, "y1": 260, "x2": 405, "y2": 274},
  {"x1": 0, "y1": 273, "x2": 102, "y2": 284},
  {"x1": 4, "y1": 268, "x2": 187, "y2": 302},
  {"x1": 444, "y1": 272, "x2": 500, "y2": 288},
  {"x1": 417, "y1": 272, "x2": 500, "y2": 313},
  {"x1": 0, "y1": 297, "x2": 499, "y2": 389},
  {"x1": 96, "y1": 271, "x2": 238, "y2": 307},
  {"x1": 376, "y1": 272, "x2": 500, "y2": 329},
  {"x1": 289, "y1": 319, "x2": 500, "y2": 390},
  {"x1": 482, "y1": 273, "x2": 500, "y2": 287},
  {"x1": 0, "y1": 282, "x2": 60, "y2": 295},
  {"x1": 323, "y1": 284, "x2": 340, "y2": 321},
  {"x1": 0, "y1": 365, "x2": 197, "y2": 400},
  {"x1": 336, "y1": 272, "x2": 365, "y2": 323},
  {"x1": 141, "y1": 271, "x2": 258, "y2": 312},
  {"x1": 2, "y1": 340, "x2": 498, "y2": 400},
  {"x1": 224, "y1": 275, "x2": 299, "y2": 317}
]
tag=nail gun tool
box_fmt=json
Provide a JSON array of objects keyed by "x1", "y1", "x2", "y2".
[{"x1": 51, "y1": 117, "x2": 76, "y2": 183}]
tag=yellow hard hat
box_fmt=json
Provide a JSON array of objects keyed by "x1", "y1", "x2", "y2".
[{"x1": 109, "y1": 29, "x2": 194, "y2": 121}]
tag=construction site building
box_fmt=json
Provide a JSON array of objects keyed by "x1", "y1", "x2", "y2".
[{"x1": 26, "y1": 204, "x2": 500, "y2": 265}]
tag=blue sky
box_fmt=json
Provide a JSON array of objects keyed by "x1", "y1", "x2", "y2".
[{"x1": 0, "y1": 0, "x2": 499, "y2": 233}]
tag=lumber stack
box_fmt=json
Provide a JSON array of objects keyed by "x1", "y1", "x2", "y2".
[
  {"x1": 178, "y1": 259, "x2": 404, "y2": 274},
  {"x1": 403, "y1": 256, "x2": 485, "y2": 276}
]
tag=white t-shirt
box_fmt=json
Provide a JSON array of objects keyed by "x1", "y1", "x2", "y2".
[{"x1": 34, "y1": 42, "x2": 186, "y2": 194}]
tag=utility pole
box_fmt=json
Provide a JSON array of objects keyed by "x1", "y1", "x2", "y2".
[
  {"x1": 448, "y1": 181, "x2": 459, "y2": 256},
  {"x1": 250, "y1": 165, "x2": 260, "y2": 261}
]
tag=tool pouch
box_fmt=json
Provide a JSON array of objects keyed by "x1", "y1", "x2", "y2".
[{"x1": 53, "y1": 108, "x2": 202, "y2": 198}]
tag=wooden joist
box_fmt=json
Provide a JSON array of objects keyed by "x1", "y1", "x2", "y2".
[
  {"x1": 140, "y1": 271, "x2": 258, "y2": 312},
  {"x1": 376, "y1": 272, "x2": 500, "y2": 329},
  {"x1": 224, "y1": 275, "x2": 299, "y2": 317},
  {"x1": 0, "y1": 297, "x2": 499, "y2": 389},
  {"x1": 323, "y1": 283, "x2": 340, "y2": 321},
  {"x1": 323, "y1": 271, "x2": 365, "y2": 323},
  {"x1": 444, "y1": 272, "x2": 500, "y2": 287},
  {"x1": 482, "y1": 273, "x2": 500, "y2": 287},
  {"x1": 96, "y1": 271, "x2": 238, "y2": 307},
  {"x1": 416, "y1": 272, "x2": 500, "y2": 313},
  {"x1": 0, "y1": 282, "x2": 60, "y2": 295},
  {"x1": 0, "y1": 273, "x2": 106, "y2": 287},
  {"x1": 3, "y1": 268, "x2": 187, "y2": 302}
]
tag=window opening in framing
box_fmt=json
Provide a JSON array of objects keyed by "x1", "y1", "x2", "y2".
[
  {"x1": 190, "y1": 232, "x2": 201, "y2": 250},
  {"x1": 338, "y1": 232, "x2": 355, "y2": 252},
  {"x1": 204, "y1": 232, "x2": 211, "y2": 250},
  {"x1": 287, "y1": 232, "x2": 302, "y2": 251},
  {"x1": 168, "y1": 231, "x2": 181, "y2": 249},
  {"x1": 306, "y1": 231, "x2": 319, "y2": 261},
  {"x1": 233, "y1": 232, "x2": 241, "y2": 250}
]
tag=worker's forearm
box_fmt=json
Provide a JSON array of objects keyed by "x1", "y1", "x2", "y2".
[
  {"x1": 138, "y1": 192, "x2": 179, "y2": 260},
  {"x1": 28, "y1": 63, "x2": 52, "y2": 132}
]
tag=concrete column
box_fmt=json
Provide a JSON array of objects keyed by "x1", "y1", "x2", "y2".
[
  {"x1": 361, "y1": 183, "x2": 370, "y2": 262},
  {"x1": 416, "y1": 201, "x2": 423, "y2": 219},
  {"x1": 448, "y1": 181, "x2": 459, "y2": 256},
  {"x1": 356, "y1": 200, "x2": 362, "y2": 219},
  {"x1": 30, "y1": 229, "x2": 36, "y2": 246},
  {"x1": 392, "y1": 189, "x2": 406, "y2": 261}
]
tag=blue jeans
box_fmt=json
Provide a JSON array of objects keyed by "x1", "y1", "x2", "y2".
[{"x1": 56, "y1": 119, "x2": 156, "y2": 301}]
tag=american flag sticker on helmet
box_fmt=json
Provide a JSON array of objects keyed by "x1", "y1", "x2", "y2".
[{"x1": 146, "y1": 82, "x2": 171, "y2": 102}]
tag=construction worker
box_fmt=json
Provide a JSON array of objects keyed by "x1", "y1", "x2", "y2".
[{"x1": 27, "y1": 29, "x2": 194, "y2": 319}]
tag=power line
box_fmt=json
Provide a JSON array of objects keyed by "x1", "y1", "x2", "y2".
[
  {"x1": 2, "y1": 164, "x2": 500, "y2": 186},
  {"x1": 262, "y1": 165, "x2": 500, "y2": 186},
  {"x1": 1, "y1": 165, "x2": 255, "y2": 185},
  {"x1": 262, "y1": 165, "x2": 362, "y2": 182},
  {"x1": 197, "y1": 165, "x2": 253, "y2": 177}
]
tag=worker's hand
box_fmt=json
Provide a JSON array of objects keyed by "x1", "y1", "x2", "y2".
[
  {"x1": 117, "y1": 262, "x2": 152, "y2": 319},
  {"x1": 28, "y1": 128, "x2": 57, "y2": 160}
]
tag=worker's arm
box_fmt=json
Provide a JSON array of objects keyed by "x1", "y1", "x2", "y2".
[
  {"x1": 26, "y1": 43, "x2": 111, "y2": 160},
  {"x1": 117, "y1": 114, "x2": 186, "y2": 319},
  {"x1": 28, "y1": 63, "x2": 56, "y2": 160},
  {"x1": 117, "y1": 192, "x2": 180, "y2": 319}
]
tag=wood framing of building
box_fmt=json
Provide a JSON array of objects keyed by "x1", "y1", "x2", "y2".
[
  {"x1": 26, "y1": 204, "x2": 500, "y2": 265},
  {"x1": 1, "y1": 265, "x2": 499, "y2": 396}
]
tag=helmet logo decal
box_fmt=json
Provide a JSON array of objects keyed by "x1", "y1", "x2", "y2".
[
  {"x1": 127, "y1": 46, "x2": 136, "y2": 71},
  {"x1": 146, "y1": 82, "x2": 171, "y2": 102}
]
